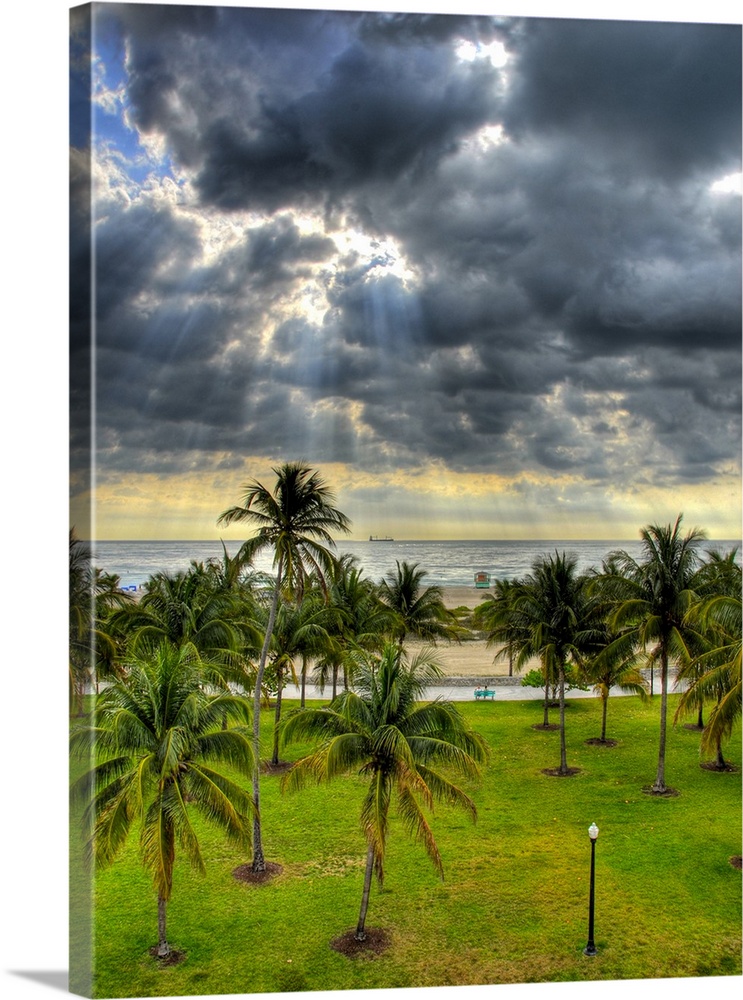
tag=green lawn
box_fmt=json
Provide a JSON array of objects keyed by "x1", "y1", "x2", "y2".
[{"x1": 71, "y1": 693, "x2": 741, "y2": 997}]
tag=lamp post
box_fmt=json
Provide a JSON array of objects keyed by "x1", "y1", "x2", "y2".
[{"x1": 583, "y1": 822, "x2": 599, "y2": 956}]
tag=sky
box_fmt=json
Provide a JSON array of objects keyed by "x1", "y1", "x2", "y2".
[
  {"x1": 0, "y1": 3, "x2": 740, "y2": 1000},
  {"x1": 68, "y1": 0, "x2": 742, "y2": 542}
]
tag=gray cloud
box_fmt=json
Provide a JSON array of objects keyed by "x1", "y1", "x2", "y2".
[
  {"x1": 71, "y1": 6, "x2": 742, "y2": 511},
  {"x1": 502, "y1": 18, "x2": 742, "y2": 182}
]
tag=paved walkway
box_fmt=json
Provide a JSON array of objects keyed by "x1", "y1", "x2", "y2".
[{"x1": 284, "y1": 675, "x2": 674, "y2": 703}]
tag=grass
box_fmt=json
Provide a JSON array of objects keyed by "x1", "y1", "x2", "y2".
[{"x1": 70, "y1": 692, "x2": 741, "y2": 997}]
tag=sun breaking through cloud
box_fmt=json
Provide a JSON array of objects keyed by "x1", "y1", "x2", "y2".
[{"x1": 70, "y1": 2, "x2": 742, "y2": 542}]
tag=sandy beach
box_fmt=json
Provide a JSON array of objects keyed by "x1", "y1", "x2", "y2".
[
  {"x1": 402, "y1": 585, "x2": 535, "y2": 680},
  {"x1": 441, "y1": 585, "x2": 491, "y2": 611},
  {"x1": 406, "y1": 637, "x2": 515, "y2": 679}
]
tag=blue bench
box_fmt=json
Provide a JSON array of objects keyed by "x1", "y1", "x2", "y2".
[{"x1": 475, "y1": 688, "x2": 495, "y2": 700}]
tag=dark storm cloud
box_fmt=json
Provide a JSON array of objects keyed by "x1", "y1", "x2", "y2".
[
  {"x1": 192, "y1": 38, "x2": 500, "y2": 210},
  {"x1": 100, "y1": 4, "x2": 503, "y2": 211},
  {"x1": 77, "y1": 5, "x2": 742, "y2": 500},
  {"x1": 93, "y1": 203, "x2": 204, "y2": 332},
  {"x1": 503, "y1": 18, "x2": 742, "y2": 182}
]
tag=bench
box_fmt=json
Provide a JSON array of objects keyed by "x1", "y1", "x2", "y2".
[{"x1": 474, "y1": 689, "x2": 495, "y2": 700}]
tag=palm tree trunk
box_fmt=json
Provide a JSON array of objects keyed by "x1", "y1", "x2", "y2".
[
  {"x1": 271, "y1": 663, "x2": 283, "y2": 766},
  {"x1": 542, "y1": 680, "x2": 550, "y2": 726},
  {"x1": 73, "y1": 677, "x2": 85, "y2": 718},
  {"x1": 355, "y1": 844, "x2": 375, "y2": 941},
  {"x1": 332, "y1": 663, "x2": 338, "y2": 701},
  {"x1": 558, "y1": 664, "x2": 568, "y2": 774},
  {"x1": 714, "y1": 731, "x2": 727, "y2": 770},
  {"x1": 601, "y1": 692, "x2": 608, "y2": 742},
  {"x1": 300, "y1": 660, "x2": 307, "y2": 709},
  {"x1": 251, "y1": 558, "x2": 283, "y2": 872},
  {"x1": 651, "y1": 648, "x2": 669, "y2": 793},
  {"x1": 696, "y1": 703, "x2": 704, "y2": 729},
  {"x1": 157, "y1": 894, "x2": 170, "y2": 957}
]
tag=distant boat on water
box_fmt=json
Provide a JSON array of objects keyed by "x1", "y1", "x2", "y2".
[{"x1": 369, "y1": 535, "x2": 394, "y2": 542}]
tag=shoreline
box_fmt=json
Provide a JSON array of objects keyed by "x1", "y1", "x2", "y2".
[{"x1": 419, "y1": 585, "x2": 534, "y2": 678}]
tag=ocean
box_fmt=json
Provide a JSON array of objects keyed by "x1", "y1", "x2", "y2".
[{"x1": 91, "y1": 537, "x2": 740, "y2": 591}]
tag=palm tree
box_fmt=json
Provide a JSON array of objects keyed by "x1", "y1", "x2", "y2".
[
  {"x1": 112, "y1": 566, "x2": 252, "y2": 657},
  {"x1": 675, "y1": 592, "x2": 741, "y2": 769},
  {"x1": 607, "y1": 515, "x2": 706, "y2": 794},
  {"x1": 315, "y1": 556, "x2": 393, "y2": 699},
  {"x1": 280, "y1": 643, "x2": 488, "y2": 941},
  {"x1": 512, "y1": 552, "x2": 600, "y2": 774},
  {"x1": 262, "y1": 593, "x2": 334, "y2": 764},
  {"x1": 472, "y1": 577, "x2": 522, "y2": 677},
  {"x1": 217, "y1": 462, "x2": 351, "y2": 872},
  {"x1": 676, "y1": 548, "x2": 741, "y2": 730},
  {"x1": 379, "y1": 561, "x2": 461, "y2": 646},
  {"x1": 69, "y1": 529, "x2": 133, "y2": 714},
  {"x1": 205, "y1": 539, "x2": 260, "y2": 593},
  {"x1": 583, "y1": 636, "x2": 649, "y2": 742},
  {"x1": 581, "y1": 565, "x2": 651, "y2": 742},
  {"x1": 70, "y1": 642, "x2": 255, "y2": 958},
  {"x1": 69, "y1": 530, "x2": 98, "y2": 713},
  {"x1": 330, "y1": 555, "x2": 393, "y2": 654},
  {"x1": 695, "y1": 546, "x2": 741, "y2": 599},
  {"x1": 475, "y1": 573, "x2": 565, "y2": 728}
]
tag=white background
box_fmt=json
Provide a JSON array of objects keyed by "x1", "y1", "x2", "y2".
[{"x1": 1, "y1": 2, "x2": 739, "y2": 999}]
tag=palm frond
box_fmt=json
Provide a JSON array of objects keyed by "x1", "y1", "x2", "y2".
[
  {"x1": 701, "y1": 676, "x2": 742, "y2": 752},
  {"x1": 372, "y1": 724, "x2": 415, "y2": 768},
  {"x1": 395, "y1": 781, "x2": 443, "y2": 877},
  {"x1": 87, "y1": 770, "x2": 141, "y2": 867},
  {"x1": 279, "y1": 705, "x2": 358, "y2": 746},
  {"x1": 360, "y1": 770, "x2": 391, "y2": 884},
  {"x1": 193, "y1": 728, "x2": 255, "y2": 777},
  {"x1": 415, "y1": 764, "x2": 479, "y2": 821},
  {"x1": 405, "y1": 734, "x2": 485, "y2": 779},
  {"x1": 185, "y1": 765, "x2": 254, "y2": 848},
  {"x1": 140, "y1": 796, "x2": 178, "y2": 899}
]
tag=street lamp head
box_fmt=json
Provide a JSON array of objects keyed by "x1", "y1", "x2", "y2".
[{"x1": 588, "y1": 822, "x2": 599, "y2": 840}]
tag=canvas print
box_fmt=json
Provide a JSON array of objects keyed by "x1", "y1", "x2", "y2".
[{"x1": 69, "y1": 2, "x2": 742, "y2": 998}]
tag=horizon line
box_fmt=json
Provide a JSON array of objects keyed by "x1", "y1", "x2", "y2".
[{"x1": 86, "y1": 535, "x2": 742, "y2": 544}]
